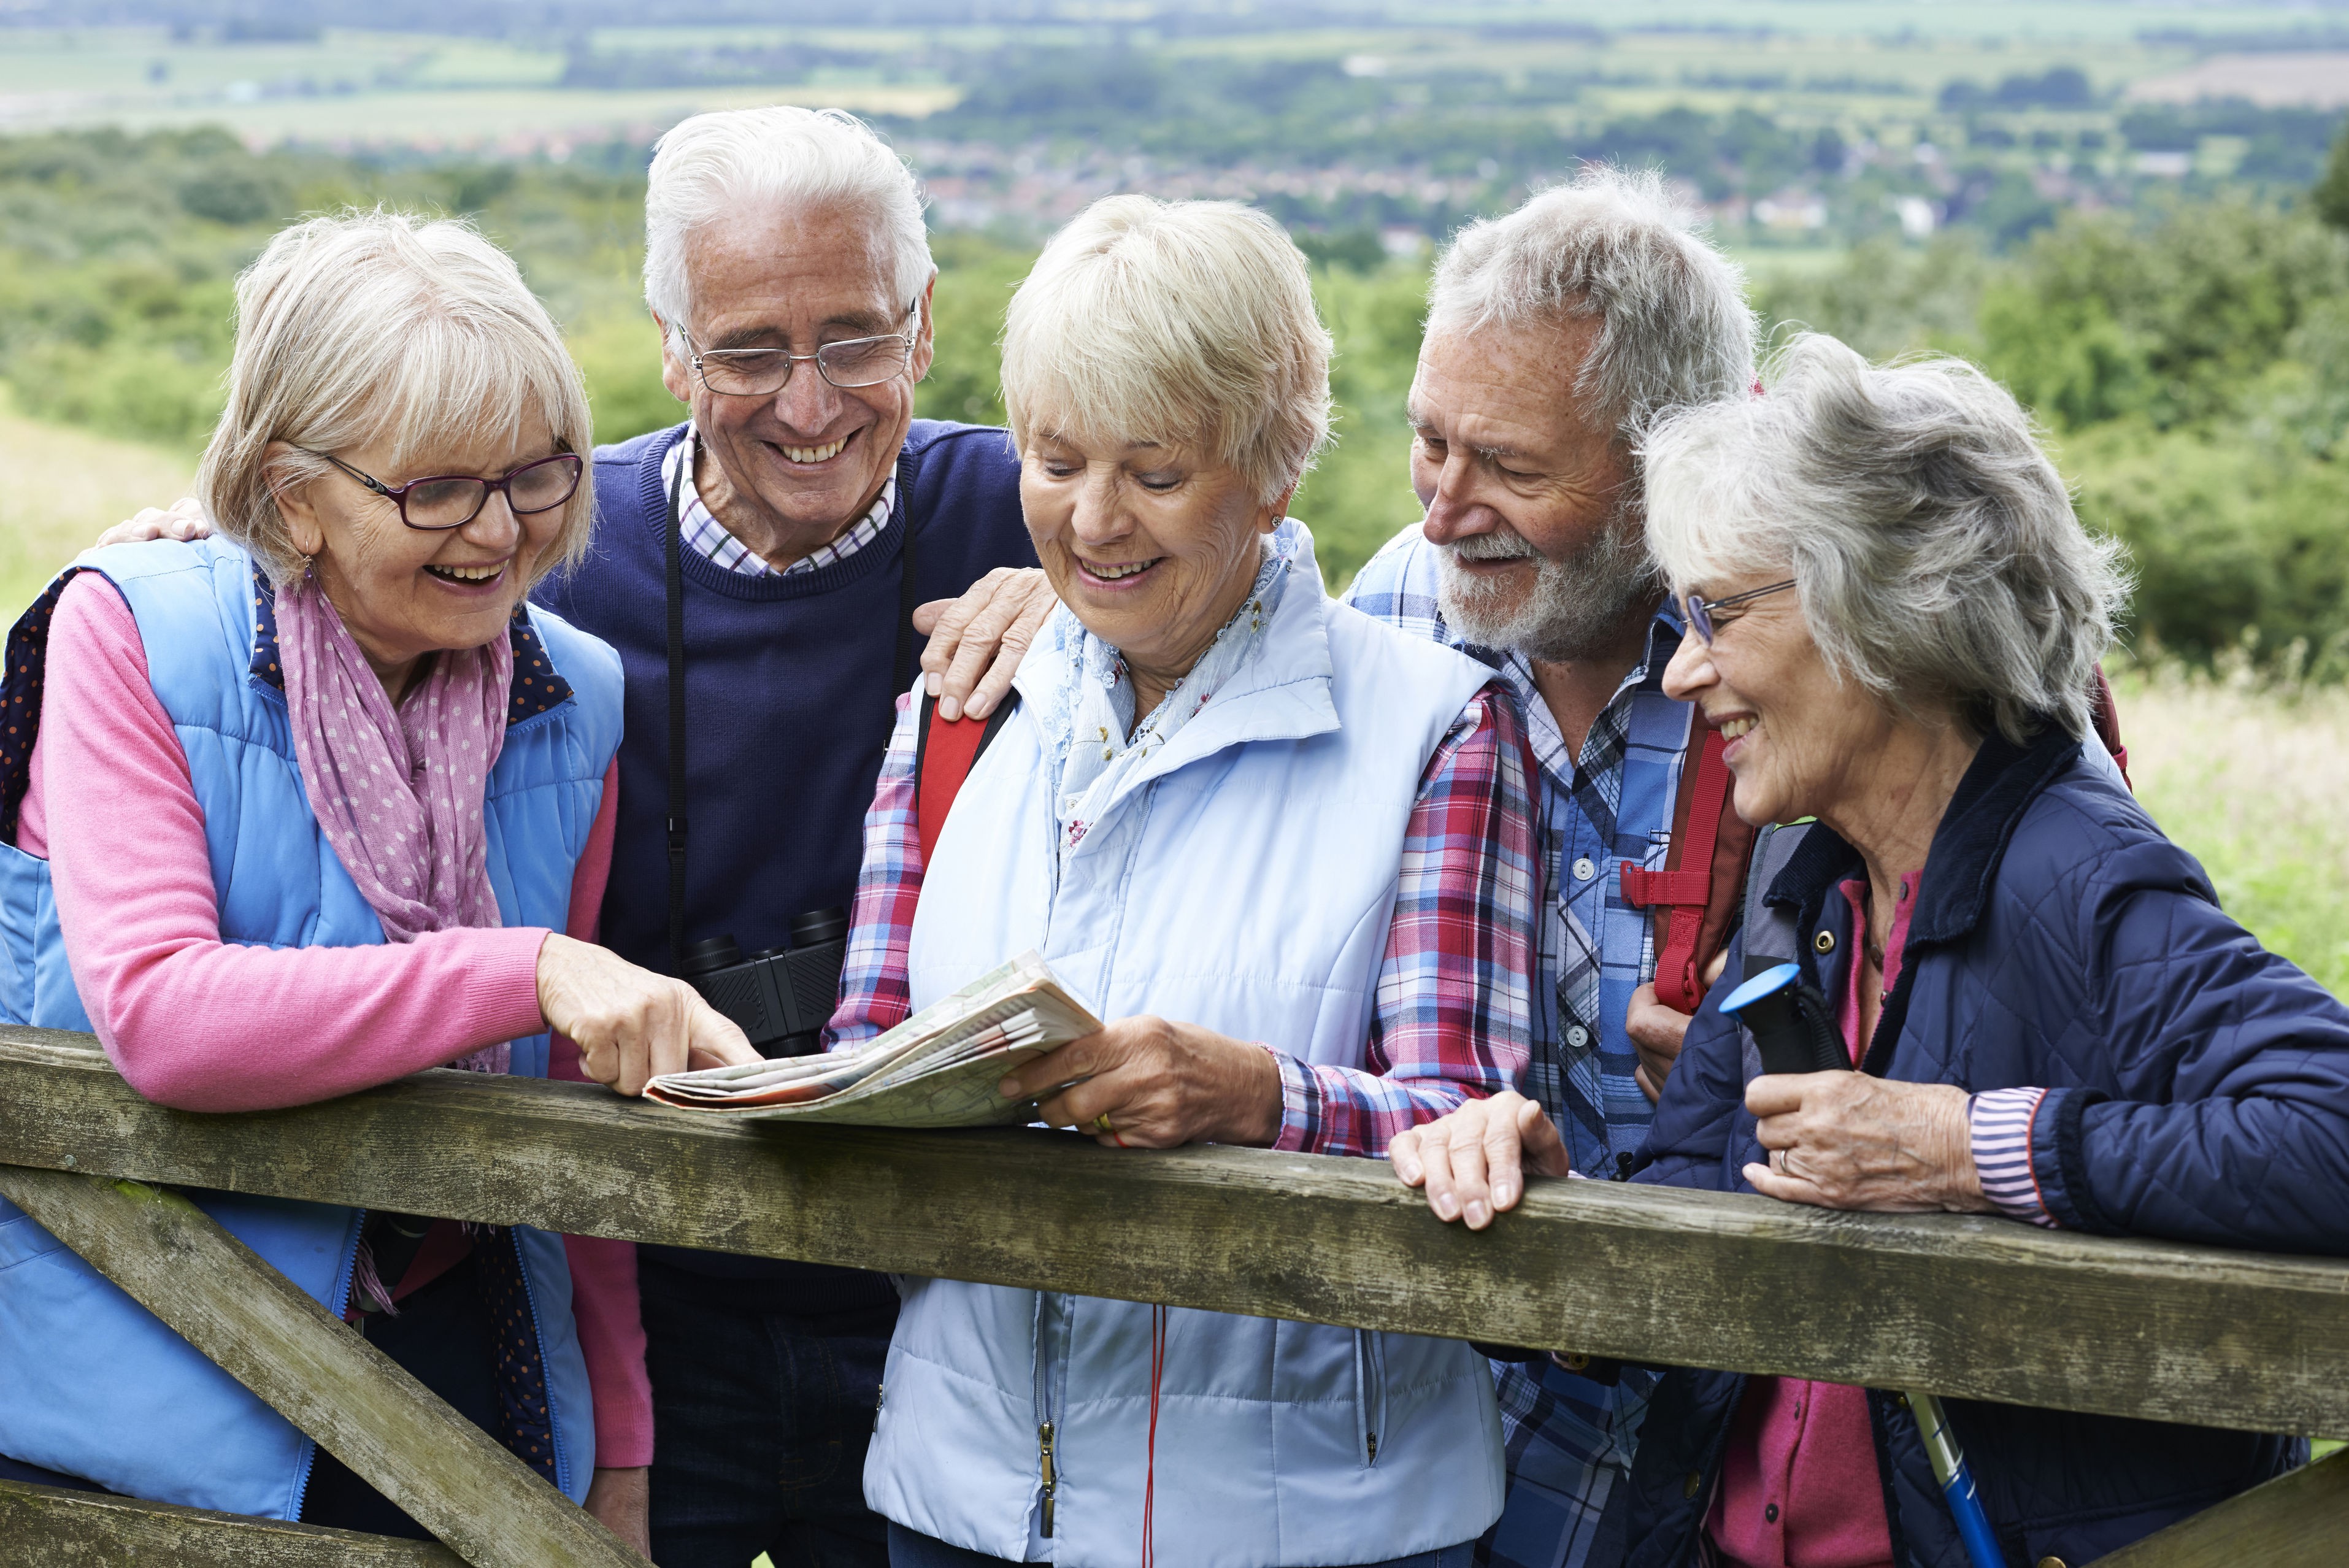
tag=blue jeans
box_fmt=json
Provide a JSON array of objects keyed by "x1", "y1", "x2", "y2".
[
  {"x1": 642, "y1": 1259, "x2": 897, "y2": 1568},
  {"x1": 886, "y1": 1521, "x2": 1478, "y2": 1568}
]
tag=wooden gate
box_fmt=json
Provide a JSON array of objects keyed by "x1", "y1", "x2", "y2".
[{"x1": 0, "y1": 1026, "x2": 2341, "y2": 1566}]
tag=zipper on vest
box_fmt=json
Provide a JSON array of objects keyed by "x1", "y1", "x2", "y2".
[{"x1": 1038, "y1": 1420, "x2": 1058, "y2": 1537}]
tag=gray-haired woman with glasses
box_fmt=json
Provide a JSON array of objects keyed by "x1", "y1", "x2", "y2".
[{"x1": 0, "y1": 210, "x2": 755, "y2": 1550}]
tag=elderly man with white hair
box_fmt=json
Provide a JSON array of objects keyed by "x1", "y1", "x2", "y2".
[
  {"x1": 1363, "y1": 169, "x2": 1760, "y2": 1568},
  {"x1": 533, "y1": 107, "x2": 1055, "y2": 1568}
]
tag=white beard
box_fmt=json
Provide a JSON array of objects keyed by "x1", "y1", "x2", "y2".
[{"x1": 1433, "y1": 505, "x2": 1660, "y2": 663}]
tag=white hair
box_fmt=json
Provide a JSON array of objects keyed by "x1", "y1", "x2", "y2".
[
  {"x1": 1000, "y1": 196, "x2": 1332, "y2": 505},
  {"x1": 196, "y1": 210, "x2": 594, "y2": 587},
  {"x1": 644, "y1": 106, "x2": 932, "y2": 342},
  {"x1": 1428, "y1": 167, "x2": 1757, "y2": 441},
  {"x1": 1642, "y1": 333, "x2": 2128, "y2": 744}
]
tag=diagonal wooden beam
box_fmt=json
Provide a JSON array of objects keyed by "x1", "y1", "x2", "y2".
[
  {"x1": 3, "y1": 1028, "x2": 2349, "y2": 1437},
  {"x1": 0, "y1": 1477, "x2": 463, "y2": 1566},
  {"x1": 2094, "y1": 1446, "x2": 2349, "y2": 1567},
  {"x1": 0, "y1": 1164, "x2": 640, "y2": 1568}
]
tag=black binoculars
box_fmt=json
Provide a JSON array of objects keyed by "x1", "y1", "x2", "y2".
[{"x1": 679, "y1": 908, "x2": 850, "y2": 1058}]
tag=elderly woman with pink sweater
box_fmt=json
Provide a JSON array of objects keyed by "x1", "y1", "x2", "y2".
[{"x1": 0, "y1": 212, "x2": 753, "y2": 1550}]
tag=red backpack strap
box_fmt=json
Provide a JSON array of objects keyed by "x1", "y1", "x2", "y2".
[
  {"x1": 1618, "y1": 726, "x2": 1756, "y2": 1013},
  {"x1": 913, "y1": 694, "x2": 1020, "y2": 867}
]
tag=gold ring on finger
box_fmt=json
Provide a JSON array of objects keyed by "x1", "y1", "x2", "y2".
[{"x1": 1093, "y1": 1112, "x2": 1115, "y2": 1136}]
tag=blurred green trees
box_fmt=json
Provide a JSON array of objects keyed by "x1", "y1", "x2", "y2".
[{"x1": 1756, "y1": 203, "x2": 2349, "y2": 673}]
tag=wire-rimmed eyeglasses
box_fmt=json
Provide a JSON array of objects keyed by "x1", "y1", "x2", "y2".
[
  {"x1": 1685, "y1": 579, "x2": 1796, "y2": 644},
  {"x1": 685, "y1": 302, "x2": 921, "y2": 397},
  {"x1": 304, "y1": 450, "x2": 584, "y2": 531}
]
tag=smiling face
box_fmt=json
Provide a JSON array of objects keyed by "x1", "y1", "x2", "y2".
[
  {"x1": 658, "y1": 199, "x2": 934, "y2": 567},
  {"x1": 1408, "y1": 320, "x2": 1658, "y2": 663},
  {"x1": 272, "y1": 408, "x2": 569, "y2": 695},
  {"x1": 1021, "y1": 426, "x2": 1285, "y2": 710},
  {"x1": 1661, "y1": 570, "x2": 1901, "y2": 828}
]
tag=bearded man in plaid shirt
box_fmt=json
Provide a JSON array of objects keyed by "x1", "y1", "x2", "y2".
[{"x1": 1353, "y1": 171, "x2": 1759, "y2": 1568}]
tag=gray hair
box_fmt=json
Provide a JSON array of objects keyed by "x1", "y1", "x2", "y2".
[
  {"x1": 644, "y1": 106, "x2": 932, "y2": 343},
  {"x1": 1642, "y1": 333, "x2": 2128, "y2": 744},
  {"x1": 1427, "y1": 166, "x2": 1756, "y2": 442},
  {"x1": 196, "y1": 210, "x2": 594, "y2": 588},
  {"x1": 1001, "y1": 196, "x2": 1332, "y2": 505}
]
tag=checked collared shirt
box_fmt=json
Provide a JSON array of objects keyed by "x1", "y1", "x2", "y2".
[
  {"x1": 662, "y1": 425, "x2": 894, "y2": 577},
  {"x1": 1345, "y1": 524, "x2": 1698, "y2": 1568}
]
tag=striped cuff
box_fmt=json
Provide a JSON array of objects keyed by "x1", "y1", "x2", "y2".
[
  {"x1": 1269, "y1": 1045, "x2": 1317, "y2": 1154},
  {"x1": 1970, "y1": 1086, "x2": 2058, "y2": 1227}
]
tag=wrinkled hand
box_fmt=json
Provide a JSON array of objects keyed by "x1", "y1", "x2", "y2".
[
  {"x1": 996, "y1": 1015, "x2": 1281, "y2": 1150},
  {"x1": 1628, "y1": 950, "x2": 1727, "y2": 1104},
  {"x1": 1628, "y1": 983, "x2": 1689, "y2": 1104},
  {"x1": 534, "y1": 934, "x2": 757, "y2": 1097},
  {"x1": 583, "y1": 1465, "x2": 650, "y2": 1556},
  {"x1": 96, "y1": 497, "x2": 212, "y2": 550},
  {"x1": 1390, "y1": 1091, "x2": 1571, "y2": 1230},
  {"x1": 1743, "y1": 1073, "x2": 1994, "y2": 1213},
  {"x1": 912, "y1": 566, "x2": 1055, "y2": 721}
]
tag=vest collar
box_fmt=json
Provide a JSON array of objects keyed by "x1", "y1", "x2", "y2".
[{"x1": 247, "y1": 565, "x2": 575, "y2": 724}]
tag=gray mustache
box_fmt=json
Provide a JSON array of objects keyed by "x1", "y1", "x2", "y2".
[{"x1": 1443, "y1": 530, "x2": 1538, "y2": 563}]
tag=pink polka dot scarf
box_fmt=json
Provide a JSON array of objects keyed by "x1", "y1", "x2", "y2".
[{"x1": 275, "y1": 569, "x2": 515, "y2": 1074}]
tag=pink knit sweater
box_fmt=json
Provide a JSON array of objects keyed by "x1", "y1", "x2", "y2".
[{"x1": 16, "y1": 572, "x2": 651, "y2": 1469}]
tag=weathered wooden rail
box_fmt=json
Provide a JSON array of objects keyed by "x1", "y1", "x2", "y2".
[{"x1": 1, "y1": 1024, "x2": 2343, "y2": 1566}]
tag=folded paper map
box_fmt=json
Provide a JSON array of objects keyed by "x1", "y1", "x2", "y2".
[{"x1": 642, "y1": 951, "x2": 1102, "y2": 1127}]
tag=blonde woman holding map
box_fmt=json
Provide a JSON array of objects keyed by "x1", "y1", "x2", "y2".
[{"x1": 824, "y1": 194, "x2": 1539, "y2": 1568}]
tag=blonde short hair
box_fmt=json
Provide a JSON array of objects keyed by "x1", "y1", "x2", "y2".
[
  {"x1": 196, "y1": 210, "x2": 595, "y2": 587},
  {"x1": 1000, "y1": 196, "x2": 1331, "y2": 505}
]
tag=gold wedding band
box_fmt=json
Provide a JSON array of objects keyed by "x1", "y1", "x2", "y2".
[{"x1": 1093, "y1": 1112, "x2": 1115, "y2": 1136}]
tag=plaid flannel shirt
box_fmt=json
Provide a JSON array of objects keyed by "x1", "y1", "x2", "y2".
[
  {"x1": 1345, "y1": 525, "x2": 1697, "y2": 1568},
  {"x1": 825, "y1": 669, "x2": 1537, "y2": 1161}
]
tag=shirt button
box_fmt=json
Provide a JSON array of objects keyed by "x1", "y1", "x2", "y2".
[
  {"x1": 1765, "y1": 1504, "x2": 1780, "y2": 1524},
  {"x1": 1683, "y1": 1471, "x2": 1703, "y2": 1499},
  {"x1": 1572, "y1": 856, "x2": 1597, "y2": 882},
  {"x1": 1565, "y1": 1025, "x2": 1590, "y2": 1050}
]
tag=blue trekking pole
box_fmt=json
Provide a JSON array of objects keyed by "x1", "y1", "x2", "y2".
[{"x1": 1720, "y1": 964, "x2": 2006, "y2": 1568}]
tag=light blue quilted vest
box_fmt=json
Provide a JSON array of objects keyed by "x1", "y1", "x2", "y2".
[
  {"x1": 869, "y1": 524, "x2": 1510, "y2": 1566},
  {"x1": 0, "y1": 536, "x2": 621, "y2": 1518}
]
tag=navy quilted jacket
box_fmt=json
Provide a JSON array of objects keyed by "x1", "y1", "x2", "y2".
[{"x1": 1612, "y1": 724, "x2": 2349, "y2": 1567}]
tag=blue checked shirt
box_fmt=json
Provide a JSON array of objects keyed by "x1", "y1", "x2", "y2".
[{"x1": 1345, "y1": 525, "x2": 1697, "y2": 1568}]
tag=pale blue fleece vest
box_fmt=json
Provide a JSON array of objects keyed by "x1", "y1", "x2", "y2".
[
  {"x1": 0, "y1": 537, "x2": 620, "y2": 1518},
  {"x1": 867, "y1": 525, "x2": 1510, "y2": 1567}
]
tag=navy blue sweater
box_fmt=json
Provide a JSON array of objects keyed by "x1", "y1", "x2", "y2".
[{"x1": 537, "y1": 419, "x2": 1033, "y2": 1297}]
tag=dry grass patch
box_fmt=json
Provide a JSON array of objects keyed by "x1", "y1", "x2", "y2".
[
  {"x1": 0, "y1": 400, "x2": 194, "y2": 615},
  {"x1": 2118, "y1": 670, "x2": 2349, "y2": 993}
]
